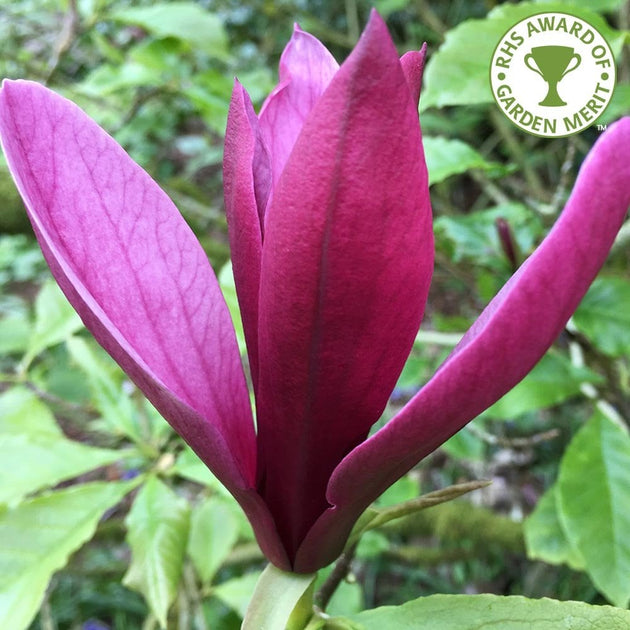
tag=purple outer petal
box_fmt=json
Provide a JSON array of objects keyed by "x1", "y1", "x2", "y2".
[
  {"x1": 256, "y1": 11, "x2": 433, "y2": 560},
  {"x1": 400, "y1": 43, "x2": 427, "y2": 107},
  {"x1": 294, "y1": 117, "x2": 630, "y2": 572},
  {"x1": 0, "y1": 80, "x2": 290, "y2": 569},
  {"x1": 224, "y1": 82, "x2": 269, "y2": 388},
  {"x1": 258, "y1": 24, "x2": 339, "y2": 189}
]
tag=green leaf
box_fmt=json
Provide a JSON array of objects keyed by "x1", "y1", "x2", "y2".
[
  {"x1": 0, "y1": 433, "x2": 124, "y2": 506},
  {"x1": 524, "y1": 485, "x2": 585, "y2": 571},
  {"x1": 66, "y1": 336, "x2": 142, "y2": 441},
  {"x1": 240, "y1": 565, "x2": 316, "y2": 630},
  {"x1": 0, "y1": 480, "x2": 136, "y2": 630},
  {"x1": 557, "y1": 411, "x2": 630, "y2": 607},
  {"x1": 349, "y1": 593, "x2": 630, "y2": 629},
  {"x1": 218, "y1": 262, "x2": 246, "y2": 354},
  {"x1": 212, "y1": 571, "x2": 261, "y2": 620},
  {"x1": 173, "y1": 447, "x2": 233, "y2": 498},
  {"x1": 572, "y1": 276, "x2": 630, "y2": 357},
  {"x1": 485, "y1": 350, "x2": 602, "y2": 420},
  {"x1": 0, "y1": 387, "x2": 62, "y2": 439},
  {"x1": 123, "y1": 477, "x2": 190, "y2": 628},
  {"x1": 187, "y1": 497, "x2": 239, "y2": 584},
  {"x1": 23, "y1": 282, "x2": 83, "y2": 366},
  {"x1": 112, "y1": 2, "x2": 228, "y2": 58},
  {"x1": 0, "y1": 314, "x2": 31, "y2": 354},
  {"x1": 435, "y1": 202, "x2": 542, "y2": 266},
  {"x1": 421, "y1": 3, "x2": 624, "y2": 109},
  {"x1": 537, "y1": 0, "x2": 627, "y2": 11},
  {"x1": 599, "y1": 83, "x2": 630, "y2": 126},
  {"x1": 423, "y1": 137, "x2": 503, "y2": 185},
  {"x1": 441, "y1": 425, "x2": 486, "y2": 461}
]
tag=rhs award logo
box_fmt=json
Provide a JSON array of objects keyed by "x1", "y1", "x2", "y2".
[{"x1": 490, "y1": 12, "x2": 615, "y2": 137}]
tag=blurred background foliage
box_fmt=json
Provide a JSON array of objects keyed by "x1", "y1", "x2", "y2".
[{"x1": 0, "y1": 0, "x2": 629, "y2": 628}]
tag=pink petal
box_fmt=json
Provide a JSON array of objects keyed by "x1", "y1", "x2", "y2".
[
  {"x1": 294, "y1": 117, "x2": 630, "y2": 572},
  {"x1": 0, "y1": 79, "x2": 256, "y2": 491},
  {"x1": 256, "y1": 11, "x2": 433, "y2": 559},
  {"x1": 223, "y1": 81, "x2": 268, "y2": 387},
  {"x1": 258, "y1": 24, "x2": 339, "y2": 189},
  {"x1": 400, "y1": 44, "x2": 427, "y2": 107}
]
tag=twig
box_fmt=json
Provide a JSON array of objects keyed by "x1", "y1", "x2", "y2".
[
  {"x1": 345, "y1": 0, "x2": 360, "y2": 42},
  {"x1": 490, "y1": 109, "x2": 546, "y2": 202},
  {"x1": 314, "y1": 542, "x2": 357, "y2": 611},
  {"x1": 46, "y1": 0, "x2": 79, "y2": 84},
  {"x1": 465, "y1": 424, "x2": 560, "y2": 448}
]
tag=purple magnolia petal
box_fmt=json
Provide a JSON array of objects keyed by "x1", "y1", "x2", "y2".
[
  {"x1": 400, "y1": 44, "x2": 427, "y2": 107},
  {"x1": 224, "y1": 82, "x2": 269, "y2": 387},
  {"x1": 258, "y1": 24, "x2": 339, "y2": 189},
  {"x1": 294, "y1": 117, "x2": 630, "y2": 572},
  {"x1": 255, "y1": 11, "x2": 433, "y2": 559},
  {"x1": 0, "y1": 79, "x2": 256, "y2": 490}
]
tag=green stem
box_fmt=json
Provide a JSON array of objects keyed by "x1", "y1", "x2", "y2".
[{"x1": 242, "y1": 564, "x2": 317, "y2": 630}]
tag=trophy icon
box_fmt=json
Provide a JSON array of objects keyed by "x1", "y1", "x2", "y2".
[{"x1": 524, "y1": 46, "x2": 581, "y2": 106}]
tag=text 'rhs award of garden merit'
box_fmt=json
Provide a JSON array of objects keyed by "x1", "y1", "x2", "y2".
[{"x1": 490, "y1": 12, "x2": 615, "y2": 137}]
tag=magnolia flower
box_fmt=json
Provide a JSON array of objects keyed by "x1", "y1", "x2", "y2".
[{"x1": 1, "y1": 11, "x2": 629, "y2": 574}]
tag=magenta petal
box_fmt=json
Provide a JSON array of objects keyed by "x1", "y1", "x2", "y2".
[
  {"x1": 256, "y1": 12, "x2": 433, "y2": 559},
  {"x1": 258, "y1": 25, "x2": 339, "y2": 187},
  {"x1": 0, "y1": 79, "x2": 256, "y2": 490},
  {"x1": 294, "y1": 117, "x2": 630, "y2": 572},
  {"x1": 400, "y1": 44, "x2": 427, "y2": 107},
  {"x1": 224, "y1": 82, "x2": 268, "y2": 387}
]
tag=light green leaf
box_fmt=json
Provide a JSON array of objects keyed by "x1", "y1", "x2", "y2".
[
  {"x1": 187, "y1": 497, "x2": 239, "y2": 584},
  {"x1": 218, "y1": 262, "x2": 246, "y2": 354},
  {"x1": 0, "y1": 387, "x2": 62, "y2": 439},
  {"x1": 557, "y1": 411, "x2": 630, "y2": 607},
  {"x1": 485, "y1": 350, "x2": 602, "y2": 420},
  {"x1": 421, "y1": 3, "x2": 624, "y2": 109},
  {"x1": 66, "y1": 336, "x2": 142, "y2": 441},
  {"x1": 112, "y1": 2, "x2": 228, "y2": 58},
  {"x1": 0, "y1": 433, "x2": 124, "y2": 506},
  {"x1": 537, "y1": 0, "x2": 627, "y2": 11},
  {"x1": 376, "y1": 475, "x2": 420, "y2": 508},
  {"x1": 349, "y1": 593, "x2": 630, "y2": 629},
  {"x1": 0, "y1": 480, "x2": 137, "y2": 630},
  {"x1": 23, "y1": 282, "x2": 83, "y2": 366},
  {"x1": 572, "y1": 276, "x2": 630, "y2": 357},
  {"x1": 123, "y1": 477, "x2": 190, "y2": 628},
  {"x1": 423, "y1": 137, "x2": 503, "y2": 185},
  {"x1": 213, "y1": 571, "x2": 262, "y2": 619},
  {"x1": 524, "y1": 485, "x2": 585, "y2": 571},
  {"x1": 173, "y1": 447, "x2": 233, "y2": 498},
  {"x1": 441, "y1": 425, "x2": 485, "y2": 461},
  {"x1": 0, "y1": 314, "x2": 31, "y2": 354}
]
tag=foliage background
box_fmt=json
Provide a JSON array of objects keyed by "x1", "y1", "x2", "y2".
[{"x1": 0, "y1": 0, "x2": 629, "y2": 628}]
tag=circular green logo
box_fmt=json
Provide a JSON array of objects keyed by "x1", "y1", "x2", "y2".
[{"x1": 490, "y1": 12, "x2": 616, "y2": 137}]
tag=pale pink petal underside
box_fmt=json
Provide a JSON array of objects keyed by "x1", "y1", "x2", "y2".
[{"x1": 0, "y1": 79, "x2": 256, "y2": 489}]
